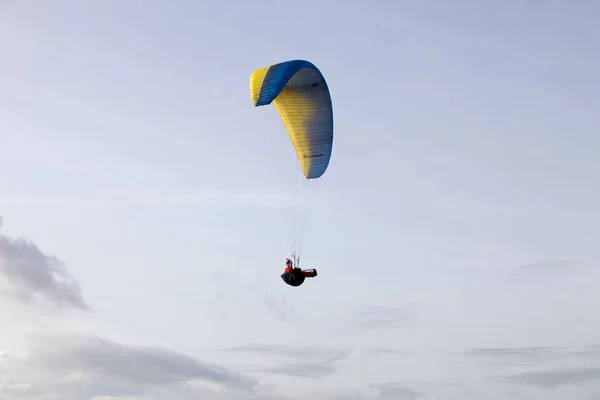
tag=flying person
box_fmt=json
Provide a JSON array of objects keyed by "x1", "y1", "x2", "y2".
[{"x1": 280, "y1": 258, "x2": 317, "y2": 287}]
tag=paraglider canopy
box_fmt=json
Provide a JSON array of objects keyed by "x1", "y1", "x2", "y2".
[{"x1": 250, "y1": 59, "x2": 334, "y2": 180}]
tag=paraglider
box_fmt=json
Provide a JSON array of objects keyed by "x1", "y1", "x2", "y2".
[{"x1": 249, "y1": 59, "x2": 333, "y2": 286}]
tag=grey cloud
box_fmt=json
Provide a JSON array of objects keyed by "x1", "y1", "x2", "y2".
[
  {"x1": 264, "y1": 293, "x2": 293, "y2": 321},
  {"x1": 466, "y1": 347, "x2": 565, "y2": 366},
  {"x1": 227, "y1": 343, "x2": 410, "y2": 379},
  {"x1": 123, "y1": 383, "x2": 289, "y2": 400},
  {"x1": 504, "y1": 390, "x2": 524, "y2": 398},
  {"x1": 331, "y1": 392, "x2": 365, "y2": 400},
  {"x1": 467, "y1": 344, "x2": 600, "y2": 366},
  {"x1": 346, "y1": 347, "x2": 408, "y2": 368},
  {"x1": 0, "y1": 333, "x2": 258, "y2": 400},
  {"x1": 515, "y1": 260, "x2": 572, "y2": 271},
  {"x1": 227, "y1": 344, "x2": 411, "y2": 380},
  {"x1": 341, "y1": 305, "x2": 414, "y2": 333},
  {"x1": 468, "y1": 345, "x2": 600, "y2": 392},
  {"x1": 226, "y1": 343, "x2": 352, "y2": 379},
  {"x1": 0, "y1": 220, "x2": 89, "y2": 310},
  {"x1": 27, "y1": 333, "x2": 256, "y2": 389},
  {"x1": 501, "y1": 367, "x2": 600, "y2": 388},
  {"x1": 226, "y1": 343, "x2": 352, "y2": 363},
  {"x1": 323, "y1": 383, "x2": 425, "y2": 400},
  {"x1": 467, "y1": 347, "x2": 561, "y2": 356},
  {"x1": 569, "y1": 343, "x2": 600, "y2": 360},
  {"x1": 504, "y1": 260, "x2": 596, "y2": 286},
  {"x1": 266, "y1": 362, "x2": 337, "y2": 378},
  {"x1": 373, "y1": 383, "x2": 425, "y2": 400},
  {"x1": 227, "y1": 343, "x2": 406, "y2": 362},
  {"x1": 36, "y1": 384, "x2": 285, "y2": 400},
  {"x1": 366, "y1": 347, "x2": 408, "y2": 356}
]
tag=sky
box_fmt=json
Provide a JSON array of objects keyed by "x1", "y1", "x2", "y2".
[{"x1": 0, "y1": 0, "x2": 599, "y2": 399}]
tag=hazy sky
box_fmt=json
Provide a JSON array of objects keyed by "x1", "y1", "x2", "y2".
[{"x1": 1, "y1": 1, "x2": 599, "y2": 399}]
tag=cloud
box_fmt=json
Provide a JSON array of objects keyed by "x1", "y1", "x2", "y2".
[
  {"x1": 365, "y1": 347, "x2": 408, "y2": 356},
  {"x1": 570, "y1": 343, "x2": 600, "y2": 360},
  {"x1": 225, "y1": 344, "x2": 352, "y2": 379},
  {"x1": 503, "y1": 260, "x2": 597, "y2": 287},
  {"x1": 330, "y1": 383, "x2": 425, "y2": 400},
  {"x1": 0, "y1": 333, "x2": 258, "y2": 400},
  {"x1": 265, "y1": 362, "x2": 337, "y2": 378},
  {"x1": 263, "y1": 293, "x2": 293, "y2": 321},
  {"x1": 501, "y1": 367, "x2": 600, "y2": 388},
  {"x1": 226, "y1": 343, "x2": 351, "y2": 362},
  {"x1": 0, "y1": 219, "x2": 89, "y2": 310},
  {"x1": 372, "y1": 383, "x2": 425, "y2": 400},
  {"x1": 331, "y1": 392, "x2": 365, "y2": 400},
  {"x1": 467, "y1": 344, "x2": 600, "y2": 367},
  {"x1": 29, "y1": 334, "x2": 256, "y2": 389},
  {"x1": 510, "y1": 391, "x2": 527, "y2": 398},
  {"x1": 340, "y1": 305, "x2": 414, "y2": 334},
  {"x1": 226, "y1": 343, "x2": 409, "y2": 380},
  {"x1": 466, "y1": 347, "x2": 566, "y2": 366},
  {"x1": 515, "y1": 260, "x2": 572, "y2": 272},
  {"x1": 469, "y1": 344, "x2": 600, "y2": 391}
]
